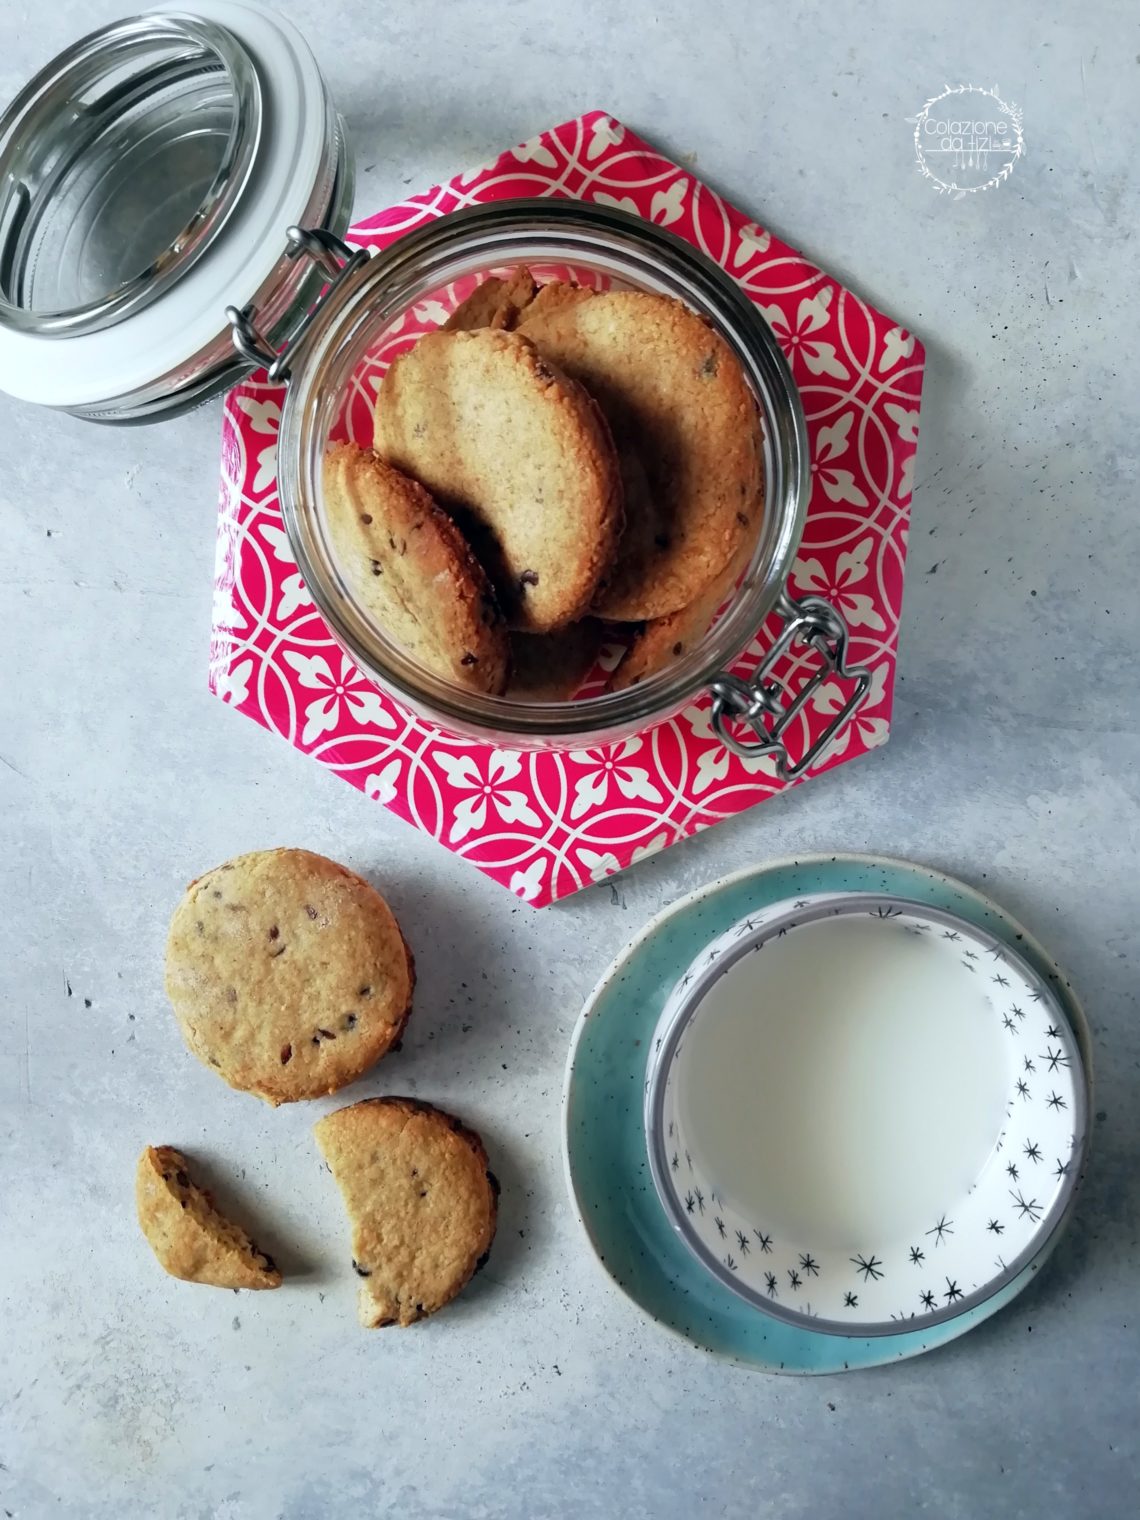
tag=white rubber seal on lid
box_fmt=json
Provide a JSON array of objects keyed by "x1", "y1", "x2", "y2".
[{"x1": 0, "y1": 0, "x2": 329, "y2": 409}]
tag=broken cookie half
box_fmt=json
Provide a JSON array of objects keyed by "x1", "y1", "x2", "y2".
[
  {"x1": 314, "y1": 1097, "x2": 498, "y2": 1327},
  {"x1": 135, "y1": 1145, "x2": 281, "y2": 1289}
]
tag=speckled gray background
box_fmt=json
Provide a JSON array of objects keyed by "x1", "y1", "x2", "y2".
[{"x1": 1, "y1": 1, "x2": 1137, "y2": 1516}]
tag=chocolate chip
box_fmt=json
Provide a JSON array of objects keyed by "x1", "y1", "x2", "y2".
[
  {"x1": 305, "y1": 905, "x2": 318, "y2": 920},
  {"x1": 343, "y1": 1013, "x2": 357, "y2": 1031},
  {"x1": 370, "y1": 559, "x2": 383, "y2": 576},
  {"x1": 358, "y1": 986, "x2": 371, "y2": 998},
  {"x1": 518, "y1": 569, "x2": 540, "y2": 589},
  {"x1": 212, "y1": 890, "x2": 223, "y2": 900},
  {"x1": 269, "y1": 944, "x2": 287, "y2": 958},
  {"x1": 410, "y1": 1167, "x2": 418, "y2": 1177},
  {"x1": 311, "y1": 1035, "x2": 321, "y2": 1046},
  {"x1": 175, "y1": 1170, "x2": 189, "y2": 1188},
  {"x1": 700, "y1": 352, "x2": 719, "y2": 377},
  {"x1": 316, "y1": 1027, "x2": 336, "y2": 1041},
  {"x1": 360, "y1": 513, "x2": 373, "y2": 525},
  {"x1": 280, "y1": 1044, "x2": 292, "y2": 1065},
  {"x1": 672, "y1": 641, "x2": 684, "y2": 656},
  {"x1": 736, "y1": 511, "x2": 749, "y2": 527},
  {"x1": 533, "y1": 357, "x2": 554, "y2": 382},
  {"x1": 268, "y1": 925, "x2": 279, "y2": 941},
  {"x1": 352, "y1": 1259, "x2": 372, "y2": 1277},
  {"x1": 418, "y1": 1189, "x2": 428, "y2": 1198},
  {"x1": 460, "y1": 651, "x2": 478, "y2": 666}
]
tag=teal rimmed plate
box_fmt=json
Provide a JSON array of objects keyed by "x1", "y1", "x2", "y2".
[{"x1": 561, "y1": 854, "x2": 1092, "y2": 1373}]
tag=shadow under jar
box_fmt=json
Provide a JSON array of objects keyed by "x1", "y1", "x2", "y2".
[{"x1": 276, "y1": 200, "x2": 871, "y2": 762}]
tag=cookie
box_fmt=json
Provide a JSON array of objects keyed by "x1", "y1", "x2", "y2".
[
  {"x1": 135, "y1": 1146, "x2": 281, "y2": 1289},
  {"x1": 517, "y1": 286, "x2": 764, "y2": 620},
  {"x1": 324, "y1": 442, "x2": 510, "y2": 694},
  {"x1": 443, "y1": 266, "x2": 537, "y2": 332},
  {"x1": 165, "y1": 849, "x2": 414, "y2": 1105},
  {"x1": 374, "y1": 327, "x2": 623, "y2": 632},
  {"x1": 611, "y1": 510, "x2": 762, "y2": 690},
  {"x1": 314, "y1": 1097, "x2": 498, "y2": 1327},
  {"x1": 508, "y1": 619, "x2": 608, "y2": 702}
]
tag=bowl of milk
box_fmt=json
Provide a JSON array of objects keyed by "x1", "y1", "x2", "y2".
[{"x1": 643, "y1": 893, "x2": 1088, "y2": 1336}]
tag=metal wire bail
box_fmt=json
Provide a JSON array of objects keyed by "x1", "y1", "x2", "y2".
[
  {"x1": 709, "y1": 592, "x2": 872, "y2": 780},
  {"x1": 225, "y1": 225, "x2": 370, "y2": 383}
]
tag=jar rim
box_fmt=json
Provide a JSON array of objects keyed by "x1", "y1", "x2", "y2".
[{"x1": 279, "y1": 199, "x2": 810, "y2": 747}]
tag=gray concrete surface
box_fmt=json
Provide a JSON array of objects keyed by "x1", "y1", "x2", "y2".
[{"x1": 1, "y1": 1, "x2": 1138, "y2": 1516}]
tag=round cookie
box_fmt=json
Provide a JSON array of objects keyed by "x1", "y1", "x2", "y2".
[
  {"x1": 135, "y1": 1145, "x2": 281, "y2": 1290},
  {"x1": 611, "y1": 509, "x2": 762, "y2": 690},
  {"x1": 373, "y1": 327, "x2": 623, "y2": 633},
  {"x1": 313, "y1": 1097, "x2": 499, "y2": 1327},
  {"x1": 324, "y1": 442, "x2": 510, "y2": 694},
  {"x1": 507, "y1": 619, "x2": 609, "y2": 703},
  {"x1": 442, "y1": 266, "x2": 537, "y2": 332},
  {"x1": 165, "y1": 849, "x2": 414, "y2": 1105},
  {"x1": 517, "y1": 286, "x2": 764, "y2": 621}
]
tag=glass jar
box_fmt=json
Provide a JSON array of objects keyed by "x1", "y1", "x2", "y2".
[
  {"x1": 270, "y1": 199, "x2": 870, "y2": 764},
  {"x1": 0, "y1": 4, "x2": 869, "y2": 768}
]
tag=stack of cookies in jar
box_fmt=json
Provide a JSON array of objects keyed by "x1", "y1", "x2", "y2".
[{"x1": 325, "y1": 269, "x2": 765, "y2": 699}]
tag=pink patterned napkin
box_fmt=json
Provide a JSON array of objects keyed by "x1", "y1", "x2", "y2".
[{"x1": 210, "y1": 110, "x2": 925, "y2": 907}]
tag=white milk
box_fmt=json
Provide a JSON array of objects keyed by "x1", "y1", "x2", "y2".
[{"x1": 675, "y1": 915, "x2": 1011, "y2": 1249}]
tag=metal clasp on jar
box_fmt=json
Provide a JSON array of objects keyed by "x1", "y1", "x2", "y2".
[
  {"x1": 709, "y1": 592, "x2": 871, "y2": 780},
  {"x1": 226, "y1": 226, "x2": 370, "y2": 383}
]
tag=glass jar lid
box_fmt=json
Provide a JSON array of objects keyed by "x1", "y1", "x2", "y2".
[
  {"x1": 0, "y1": 1, "x2": 336, "y2": 411},
  {"x1": 0, "y1": 13, "x2": 261, "y2": 336}
]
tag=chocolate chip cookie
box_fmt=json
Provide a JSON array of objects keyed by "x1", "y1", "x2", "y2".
[
  {"x1": 443, "y1": 266, "x2": 537, "y2": 332},
  {"x1": 373, "y1": 327, "x2": 623, "y2": 632},
  {"x1": 135, "y1": 1145, "x2": 281, "y2": 1289},
  {"x1": 314, "y1": 1097, "x2": 498, "y2": 1327},
  {"x1": 507, "y1": 619, "x2": 609, "y2": 703},
  {"x1": 517, "y1": 286, "x2": 764, "y2": 621},
  {"x1": 324, "y1": 442, "x2": 510, "y2": 693},
  {"x1": 611, "y1": 510, "x2": 762, "y2": 689},
  {"x1": 165, "y1": 849, "x2": 414, "y2": 1105}
]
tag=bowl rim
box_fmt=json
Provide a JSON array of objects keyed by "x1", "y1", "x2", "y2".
[
  {"x1": 560, "y1": 854, "x2": 1094, "y2": 1368},
  {"x1": 642, "y1": 889, "x2": 1091, "y2": 1337}
]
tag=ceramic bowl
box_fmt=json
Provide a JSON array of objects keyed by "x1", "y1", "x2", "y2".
[{"x1": 644, "y1": 892, "x2": 1088, "y2": 1337}]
